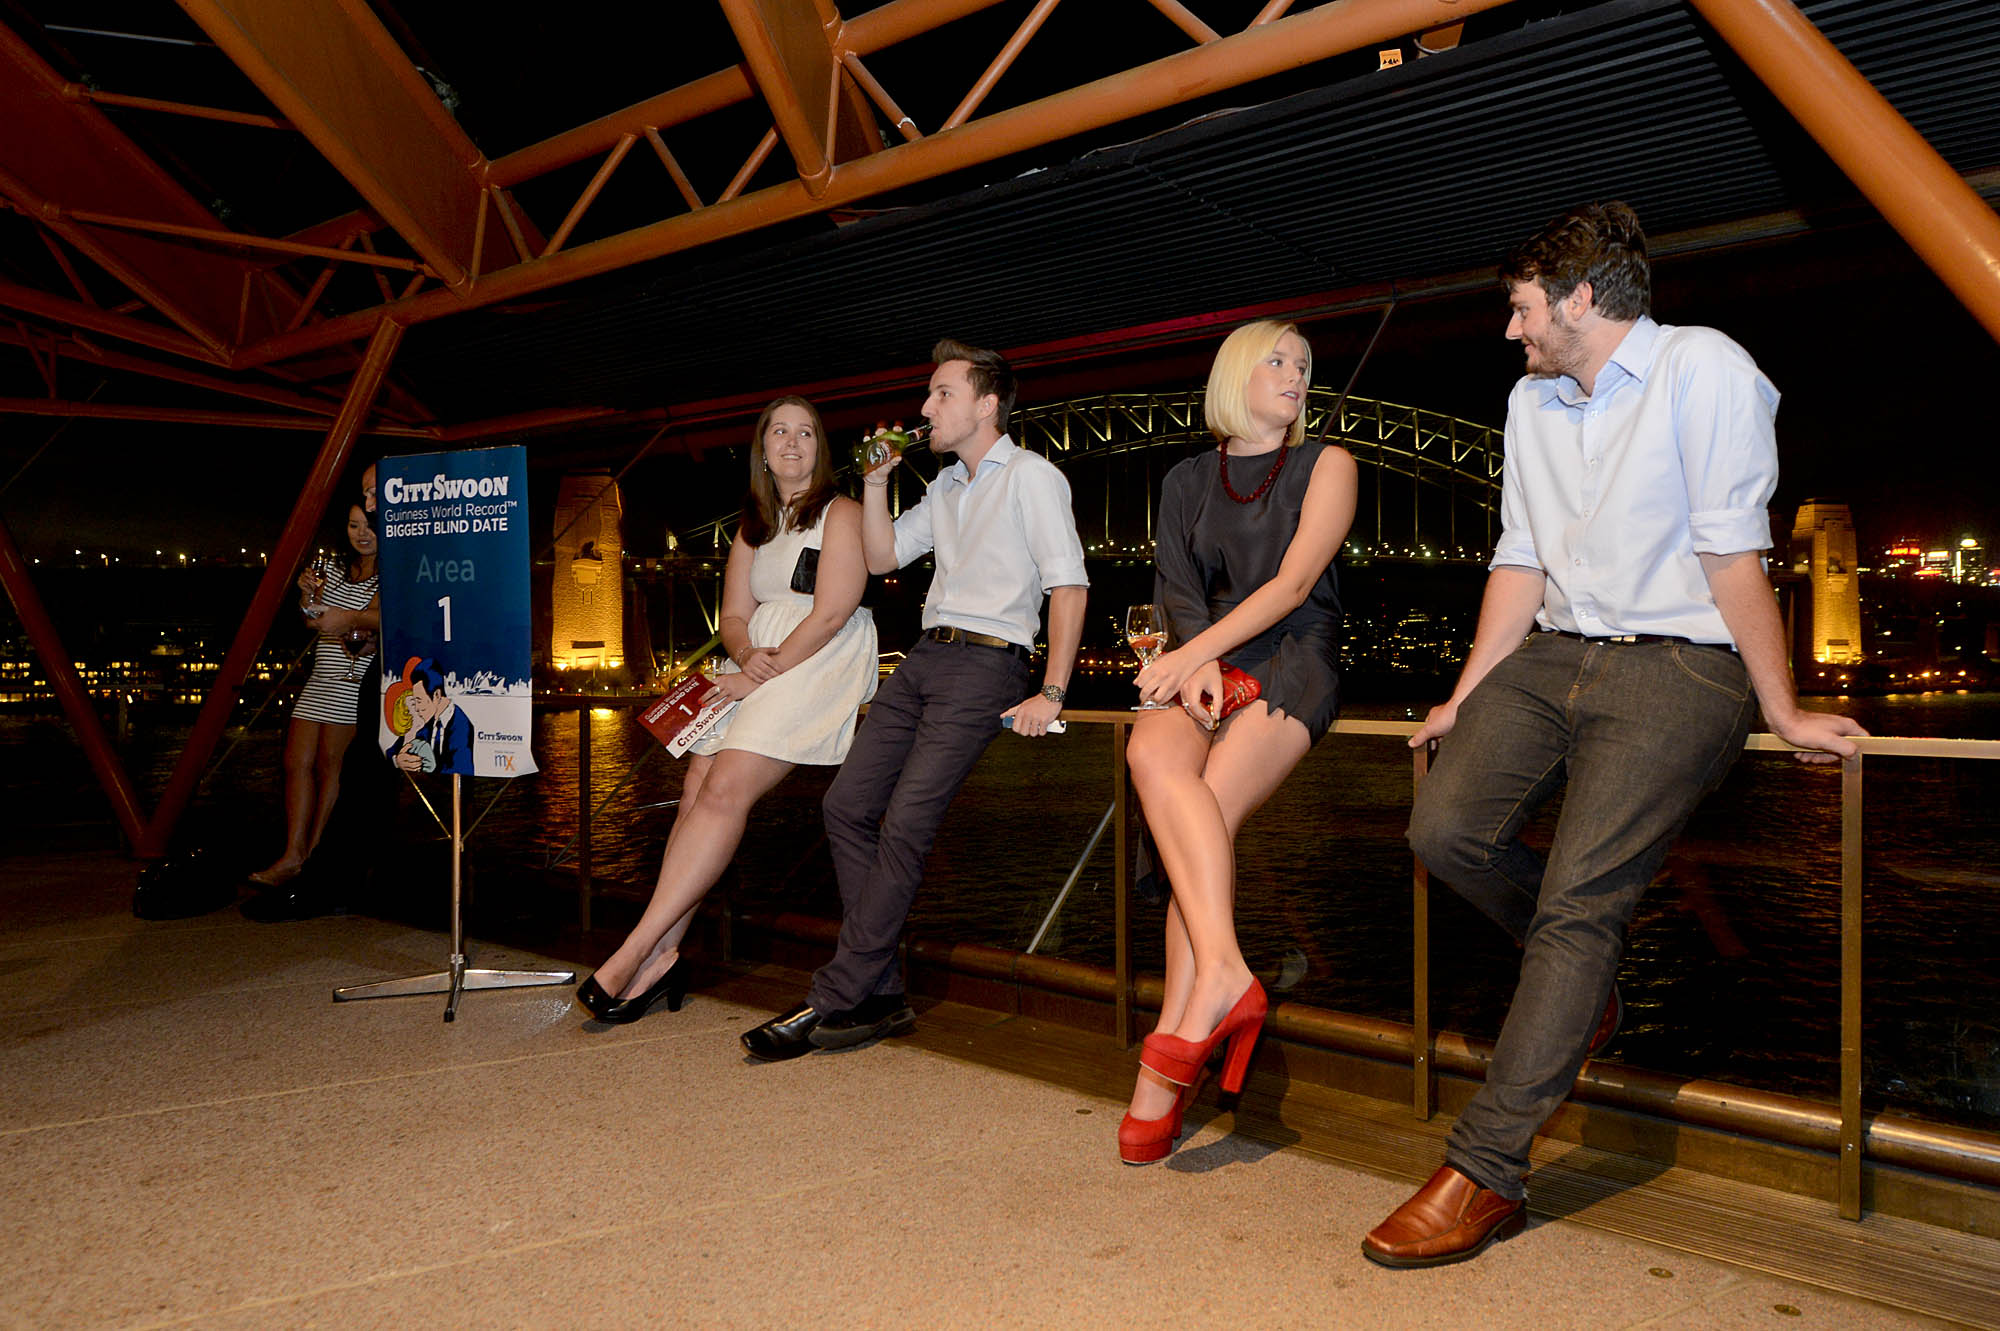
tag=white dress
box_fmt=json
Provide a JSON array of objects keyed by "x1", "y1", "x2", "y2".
[{"x1": 691, "y1": 505, "x2": 878, "y2": 764}]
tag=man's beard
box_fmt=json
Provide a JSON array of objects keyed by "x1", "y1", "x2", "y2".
[{"x1": 1526, "y1": 314, "x2": 1587, "y2": 380}]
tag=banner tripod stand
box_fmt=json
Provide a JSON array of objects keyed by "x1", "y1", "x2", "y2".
[{"x1": 334, "y1": 775, "x2": 575, "y2": 1021}]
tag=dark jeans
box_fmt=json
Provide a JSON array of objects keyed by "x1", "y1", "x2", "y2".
[
  {"x1": 1410, "y1": 632, "x2": 1756, "y2": 1199},
  {"x1": 809, "y1": 637, "x2": 1031, "y2": 1012}
]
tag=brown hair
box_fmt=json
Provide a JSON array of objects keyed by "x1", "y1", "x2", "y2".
[
  {"x1": 931, "y1": 337, "x2": 1017, "y2": 432},
  {"x1": 1499, "y1": 200, "x2": 1651, "y2": 321},
  {"x1": 740, "y1": 396, "x2": 838, "y2": 548}
]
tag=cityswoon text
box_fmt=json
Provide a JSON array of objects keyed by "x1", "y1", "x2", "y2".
[
  {"x1": 381, "y1": 473, "x2": 516, "y2": 540},
  {"x1": 383, "y1": 473, "x2": 510, "y2": 504}
]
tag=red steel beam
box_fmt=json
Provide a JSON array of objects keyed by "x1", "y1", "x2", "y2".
[
  {"x1": 1687, "y1": 0, "x2": 2000, "y2": 345},
  {"x1": 542, "y1": 135, "x2": 638, "y2": 258},
  {"x1": 720, "y1": 129, "x2": 782, "y2": 204},
  {"x1": 942, "y1": 0, "x2": 1065, "y2": 132},
  {"x1": 55, "y1": 207, "x2": 429, "y2": 273},
  {"x1": 644, "y1": 129, "x2": 707, "y2": 210},
  {"x1": 61, "y1": 84, "x2": 291, "y2": 131},
  {"x1": 0, "y1": 278, "x2": 223, "y2": 363},
  {"x1": 718, "y1": 0, "x2": 837, "y2": 194},
  {"x1": 37, "y1": 228, "x2": 97, "y2": 305},
  {"x1": 486, "y1": 0, "x2": 1010, "y2": 187},
  {"x1": 1147, "y1": 0, "x2": 1224, "y2": 45},
  {"x1": 0, "y1": 25, "x2": 274, "y2": 353},
  {"x1": 238, "y1": 0, "x2": 1519, "y2": 366},
  {"x1": 277, "y1": 209, "x2": 387, "y2": 255},
  {"x1": 0, "y1": 396, "x2": 430, "y2": 435},
  {"x1": 0, "y1": 325, "x2": 345, "y2": 416},
  {"x1": 173, "y1": 0, "x2": 492, "y2": 292},
  {"x1": 140, "y1": 317, "x2": 407, "y2": 856},
  {"x1": 0, "y1": 514, "x2": 149, "y2": 849},
  {"x1": 431, "y1": 404, "x2": 624, "y2": 442},
  {"x1": 842, "y1": 51, "x2": 922, "y2": 142}
]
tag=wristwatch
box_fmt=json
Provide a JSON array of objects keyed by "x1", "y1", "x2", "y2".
[{"x1": 1041, "y1": 684, "x2": 1066, "y2": 704}]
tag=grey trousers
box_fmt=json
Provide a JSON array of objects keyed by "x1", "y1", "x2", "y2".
[
  {"x1": 808, "y1": 636, "x2": 1031, "y2": 1012},
  {"x1": 1410, "y1": 632, "x2": 1756, "y2": 1198}
]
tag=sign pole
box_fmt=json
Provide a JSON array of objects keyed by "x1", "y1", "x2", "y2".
[
  {"x1": 334, "y1": 775, "x2": 575, "y2": 1018},
  {"x1": 333, "y1": 445, "x2": 573, "y2": 1019}
]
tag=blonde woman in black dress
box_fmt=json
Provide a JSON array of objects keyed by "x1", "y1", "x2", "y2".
[{"x1": 1119, "y1": 320, "x2": 1358, "y2": 1163}]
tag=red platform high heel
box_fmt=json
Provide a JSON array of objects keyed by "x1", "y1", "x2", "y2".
[
  {"x1": 1137, "y1": 979, "x2": 1268, "y2": 1095},
  {"x1": 1118, "y1": 1075, "x2": 1200, "y2": 1165}
]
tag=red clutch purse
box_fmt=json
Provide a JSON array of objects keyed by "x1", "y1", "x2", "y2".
[{"x1": 1188, "y1": 661, "x2": 1260, "y2": 729}]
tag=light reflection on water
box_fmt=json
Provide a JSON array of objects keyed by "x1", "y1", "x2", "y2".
[{"x1": 6, "y1": 690, "x2": 1996, "y2": 1131}]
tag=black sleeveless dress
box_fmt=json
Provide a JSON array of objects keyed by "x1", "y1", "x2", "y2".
[{"x1": 1152, "y1": 439, "x2": 1343, "y2": 742}]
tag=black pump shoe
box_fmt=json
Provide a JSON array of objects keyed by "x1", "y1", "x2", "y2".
[
  {"x1": 575, "y1": 974, "x2": 618, "y2": 1019},
  {"x1": 597, "y1": 960, "x2": 686, "y2": 1025},
  {"x1": 741, "y1": 1003, "x2": 821, "y2": 1061}
]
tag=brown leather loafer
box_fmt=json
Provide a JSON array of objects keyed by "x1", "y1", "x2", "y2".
[
  {"x1": 1588, "y1": 982, "x2": 1623, "y2": 1058},
  {"x1": 1361, "y1": 1165, "x2": 1526, "y2": 1268}
]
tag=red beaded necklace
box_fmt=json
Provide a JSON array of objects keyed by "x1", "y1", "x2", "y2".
[{"x1": 1218, "y1": 442, "x2": 1287, "y2": 504}]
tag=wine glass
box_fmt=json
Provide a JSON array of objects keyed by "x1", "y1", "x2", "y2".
[
  {"x1": 299, "y1": 554, "x2": 330, "y2": 627},
  {"x1": 1126, "y1": 604, "x2": 1171, "y2": 710},
  {"x1": 340, "y1": 627, "x2": 377, "y2": 683}
]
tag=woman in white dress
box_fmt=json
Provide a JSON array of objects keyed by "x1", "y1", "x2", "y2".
[
  {"x1": 579, "y1": 396, "x2": 878, "y2": 1024},
  {"x1": 251, "y1": 502, "x2": 380, "y2": 887}
]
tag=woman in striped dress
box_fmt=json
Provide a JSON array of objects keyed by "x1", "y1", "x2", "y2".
[{"x1": 250, "y1": 503, "x2": 380, "y2": 887}]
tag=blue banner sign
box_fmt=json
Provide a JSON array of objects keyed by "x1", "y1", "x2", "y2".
[{"x1": 376, "y1": 445, "x2": 537, "y2": 777}]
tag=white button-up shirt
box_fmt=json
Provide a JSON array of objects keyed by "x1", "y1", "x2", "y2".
[
  {"x1": 892, "y1": 434, "x2": 1089, "y2": 648},
  {"x1": 1491, "y1": 318, "x2": 1779, "y2": 644}
]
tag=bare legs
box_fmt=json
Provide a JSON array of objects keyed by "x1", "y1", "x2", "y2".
[
  {"x1": 1124, "y1": 701, "x2": 1310, "y2": 1122},
  {"x1": 591, "y1": 748, "x2": 796, "y2": 1000},
  {"x1": 253, "y1": 718, "x2": 356, "y2": 884}
]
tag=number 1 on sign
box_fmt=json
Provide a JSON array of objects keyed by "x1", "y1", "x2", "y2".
[{"x1": 436, "y1": 595, "x2": 452, "y2": 642}]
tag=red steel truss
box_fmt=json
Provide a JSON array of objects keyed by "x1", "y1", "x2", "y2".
[{"x1": 1, "y1": 0, "x2": 1999, "y2": 853}]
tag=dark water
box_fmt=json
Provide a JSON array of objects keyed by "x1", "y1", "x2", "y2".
[{"x1": 7, "y1": 689, "x2": 1998, "y2": 1133}]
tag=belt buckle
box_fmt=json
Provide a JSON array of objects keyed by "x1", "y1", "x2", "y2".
[{"x1": 932, "y1": 626, "x2": 959, "y2": 645}]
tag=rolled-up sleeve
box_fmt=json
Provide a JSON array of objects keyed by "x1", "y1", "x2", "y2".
[
  {"x1": 891, "y1": 490, "x2": 936, "y2": 568},
  {"x1": 1018, "y1": 462, "x2": 1088, "y2": 591},
  {"x1": 1488, "y1": 413, "x2": 1544, "y2": 573},
  {"x1": 1676, "y1": 333, "x2": 1779, "y2": 555}
]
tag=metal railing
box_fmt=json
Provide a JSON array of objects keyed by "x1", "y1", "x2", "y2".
[{"x1": 547, "y1": 700, "x2": 2000, "y2": 1222}]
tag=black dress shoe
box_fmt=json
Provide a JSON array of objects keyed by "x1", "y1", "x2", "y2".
[
  {"x1": 598, "y1": 960, "x2": 686, "y2": 1025},
  {"x1": 741, "y1": 1003, "x2": 821, "y2": 1061},
  {"x1": 808, "y1": 993, "x2": 916, "y2": 1050}
]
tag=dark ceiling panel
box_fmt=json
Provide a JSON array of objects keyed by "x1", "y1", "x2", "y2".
[{"x1": 384, "y1": 0, "x2": 2000, "y2": 426}]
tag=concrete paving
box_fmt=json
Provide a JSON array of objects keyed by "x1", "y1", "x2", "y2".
[{"x1": 0, "y1": 851, "x2": 1958, "y2": 1330}]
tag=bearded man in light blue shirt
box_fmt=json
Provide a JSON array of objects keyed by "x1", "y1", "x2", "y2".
[
  {"x1": 741, "y1": 338, "x2": 1089, "y2": 1061},
  {"x1": 1363, "y1": 201, "x2": 1867, "y2": 1268}
]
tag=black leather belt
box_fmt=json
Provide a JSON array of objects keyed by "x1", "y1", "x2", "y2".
[
  {"x1": 924, "y1": 625, "x2": 1030, "y2": 662},
  {"x1": 1542, "y1": 628, "x2": 1737, "y2": 654}
]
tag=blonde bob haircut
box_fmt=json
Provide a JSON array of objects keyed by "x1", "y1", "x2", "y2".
[{"x1": 1203, "y1": 320, "x2": 1313, "y2": 448}]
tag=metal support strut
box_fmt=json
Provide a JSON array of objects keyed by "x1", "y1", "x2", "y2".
[{"x1": 333, "y1": 775, "x2": 574, "y2": 1020}]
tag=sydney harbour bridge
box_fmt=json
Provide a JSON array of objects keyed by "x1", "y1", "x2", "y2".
[
  {"x1": 670, "y1": 384, "x2": 1503, "y2": 565},
  {"x1": 587, "y1": 385, "x2": 1503, "y2": 672}
]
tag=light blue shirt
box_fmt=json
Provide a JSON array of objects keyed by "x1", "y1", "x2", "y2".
[
  {"x1": 892, "y1": 434, "x2": 1089, "y2": 648},
  {"x1": 1491, "y1": 318, "x2": 1779, "y2": 644}
]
